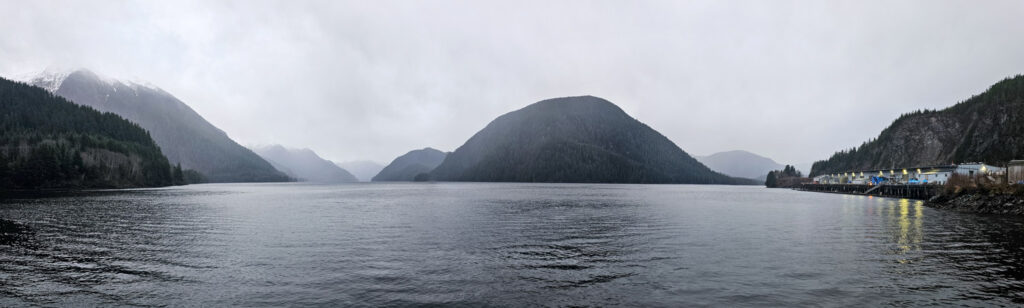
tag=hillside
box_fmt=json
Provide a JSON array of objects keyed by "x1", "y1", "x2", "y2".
[
  {"x1": 428, "y1": 96, "x2": 747, "y2": 184},
  {"x1": 337, "y1": 160, "x2": 384, "y2": 182},
  {"x1": 696, "y1": 150, "x2": 785, "y2": 181},
  {"x1": 29, "y1": 69, "x2": 289, "y2": 183},
  {"x1": 372, "y1": 148, "x2": 447, "y2": 182},
  {"x1": 251, "y1": 145, "x2": 357, "y2": 183},
  {"x1": 811, "y1": 75, "x2": 1024, "y2": 176},
  {"x1": 0, "y1": 77, "x2": 180, "y2": 188}
]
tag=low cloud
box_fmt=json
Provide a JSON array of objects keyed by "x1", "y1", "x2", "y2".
[{"x1": 2, "y1": 0, "x2": 1023, "y2": 168}]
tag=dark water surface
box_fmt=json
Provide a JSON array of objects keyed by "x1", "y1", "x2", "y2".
[{"x1": 3, "y1": 183, "x2": 1024, "y2": 306}]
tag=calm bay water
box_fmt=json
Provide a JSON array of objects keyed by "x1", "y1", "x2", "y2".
[{"x1": 2, "y1": 183, "x2": 1024, "y2": 306}]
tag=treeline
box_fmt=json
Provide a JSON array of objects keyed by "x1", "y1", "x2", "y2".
[
  {"x1": 0, "y1": 77, "x2": 199, "y2": 188},
  {"x1": 765, "y1": 165, "x2": 806, "y2": 188}
]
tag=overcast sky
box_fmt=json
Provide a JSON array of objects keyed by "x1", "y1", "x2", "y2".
[{"x1": 2, "y1": 0, "x2": 1023, "y2": 171}]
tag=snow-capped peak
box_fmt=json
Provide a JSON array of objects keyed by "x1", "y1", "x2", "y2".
[
  {"x1": 25, "y1": 67, "x2": 74, "y2": 93},
  {"x1": 23, "y1": 68, "x2": 163, "y2": 94}
]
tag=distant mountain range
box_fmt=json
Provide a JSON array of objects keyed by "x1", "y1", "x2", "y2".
[
  {"x1": 696, "y1": 150, "x2": 785, "y2": 182},
  {"x1": 429, "y1": 96, "x2": 752, "y2": 184},
  {"x1": 28, "y1": 69, "x2": 289, "y2": 183},
  {"x1": 336, "y1": 160, "x2": 384, "y2": 182},
  {"x1": 373, "y1": 148, "x2": 447, "y2": 181},
  {"x1": 251, "y1": 145, "x2": 357, "y2": 183},
  {"x1": 0, "y1": 77, "x2": 179, "y2": 188},
  {"x1": 811, "y1": 75, "x2": 1024, "y2": 176}
]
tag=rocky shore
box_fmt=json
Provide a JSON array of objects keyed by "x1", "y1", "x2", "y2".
[{"x1": 927, "y1": 193, "x2": 1024, "y2": 215}]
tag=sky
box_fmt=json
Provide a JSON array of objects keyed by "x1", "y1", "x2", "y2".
[{"x1": 2, "y1": 0, "x2": 1023, "y2": 172}]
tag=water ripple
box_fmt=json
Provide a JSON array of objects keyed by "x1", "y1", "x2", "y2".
[{"x1": 2, "y1": 183, "x2": 1024, "y2": 306}]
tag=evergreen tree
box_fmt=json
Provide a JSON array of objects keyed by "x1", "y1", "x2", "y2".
[
  {"x1": 765, "y1": 171, "x2": 778, "y2": 188},
  {"x1": 780, "y1": 165, "x2": 800, "y2": 177},
  {"x1": 173, "y1": 163, "x2": 185, "y2": 185},
  {"x1": 0, "y1": 151, "x2": 9, "y2": 186}
]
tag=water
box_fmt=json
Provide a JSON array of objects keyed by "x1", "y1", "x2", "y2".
[{"x1": 2, "y1": 183, "x2": 1024, "y2": 306}]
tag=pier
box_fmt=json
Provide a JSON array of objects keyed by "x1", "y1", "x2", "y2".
[{"x1": 799, "y1": 183, "x2": 941, "y2": 200}]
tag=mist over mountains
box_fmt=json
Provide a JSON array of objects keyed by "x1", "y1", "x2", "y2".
[
  {"x1": 24, "y1": 68, "x2": 1024, "y2": 187},
  {"x1": 337, "y1": 161, "x2": 384, "y2": 182},
  {"x1": 5, "y1": 67, "x2": 1023, "y2": 187},
  {"x1": 696, "y1": 150, "x2": 785, "y2": 182},
  {"x1": 251, "y1": 145, "x2": 357, "y2": 183},
  {"x1": 9, "y1": 73, "x2": 753, "y2": 186},
  {"x1": 0, "y1": 77, "x2": 179, "y2": 188},
  {"x1": 27, "y1": 69, "x2": 290, "y2": 183}
]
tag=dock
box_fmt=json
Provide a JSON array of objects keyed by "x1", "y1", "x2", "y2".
[{"x1": 799, "y1": 183, "x2": 941, "y2": 200}]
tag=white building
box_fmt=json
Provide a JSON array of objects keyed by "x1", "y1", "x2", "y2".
[
  {"x1": 1010, "y1": 160, "x2": 1024, "y2": 184},
  {"x1": 954, "y1": 163, "x2": 1005, "y2": 177}
]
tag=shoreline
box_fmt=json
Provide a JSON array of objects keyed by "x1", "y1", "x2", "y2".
[
  {"x1": 926, "y1": 193, "x2": 1024, "y2": 215},
  {"x1": 794, "y1": 187, "x2": 1024, "y2": 215}
]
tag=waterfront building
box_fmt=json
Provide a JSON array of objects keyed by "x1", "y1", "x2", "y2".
[
  {"x1": 1009, "y1": 160, "x2": 1024, "y2": 185},
  {"x1": 954, "y1": 163, "x2": 1005, "y2": 177},
  {"x1": 812, "y1": 163, "x2": 1005, "y2": 185}
]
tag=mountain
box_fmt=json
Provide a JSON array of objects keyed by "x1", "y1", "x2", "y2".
[
  {"x1": 0, "y1": 77, "x2": 179, "y2": 188},
  {"x1": 336, "y1": 160, "x2": 384, "y2": 182},
  {"x1": 251, "y1": 145, "x2": 357, "y2": 183},
  {"x1": 28, "y1": 69, "x2": 289, "y2": 183},
  {"x1": 428, "y1": 96, "x2": 747, "y2": 184},
  {"x1": 810, "y1": 75, "x2": 1024, "y2": 176},
  {"x1": 372, "y1": 148, "x2": 447, "y2": 181},
  {"x1": 696, "y1": 150, "x2": 785, "y2": 181}
]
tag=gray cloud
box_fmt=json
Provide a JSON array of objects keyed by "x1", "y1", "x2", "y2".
[{"x1": 2, "y1": 0, "x2": 1023, "y2": 170}]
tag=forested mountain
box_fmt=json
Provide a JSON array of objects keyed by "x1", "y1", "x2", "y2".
[
  {"x1": 336, "y1": 160, "x2": 384, "y2": 182},
  {"x1": 29, "y1": 69, "x2": 289, "y2": 183},
  {"x1": 428, "y1": 96, "x2": 749, "y2": 184},
  {"x1": 251, "y1": 145, "x2": 356, "y2": 183},
  {"x1": 0, "y1": 77, "x2": 182, "y2": 188},
  {"x1": 811, "y1": 75, "x2": 1024, "y2": 176},
  {"x1": 372, "y1": 148, "x2": 447, "y2": 182},
  {"x1": 696, "y1": 150, "x2": 785, "y2": 181}
]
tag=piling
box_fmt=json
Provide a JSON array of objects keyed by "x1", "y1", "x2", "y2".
[{"x1": 798, "y1": 183, "x2": 940, "y2": 200}]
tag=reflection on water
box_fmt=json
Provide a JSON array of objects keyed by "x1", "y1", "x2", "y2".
[
  {"x1": 891, "y1": 199, "x2": 924, "y2": 260},
  {"x1": 2, "y1": 183, "x2": 1024, "y2": 306},
  {"x1": 840, "y1": 196, "x2": 926, "y2": 262},
  {"x1": 838, "y1": 194, "x2": 1024, "y2": 304}
]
